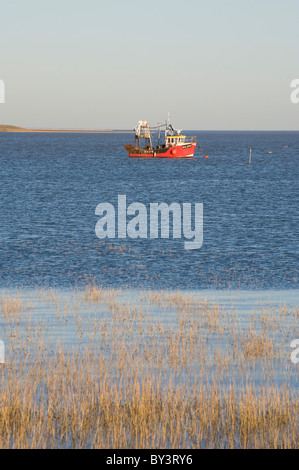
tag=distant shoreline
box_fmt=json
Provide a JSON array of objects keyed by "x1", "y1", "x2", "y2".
[
  {"x1": 1, "y1": 125, "x2": 297, "y2": 133},
  {"x1": 0, "y1": 125, "x2": 133, "y2": 133}
]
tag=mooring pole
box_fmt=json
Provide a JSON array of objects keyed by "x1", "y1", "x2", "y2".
[{"x1": 249, "y1": 148, "x2": 252, "y2": 165}]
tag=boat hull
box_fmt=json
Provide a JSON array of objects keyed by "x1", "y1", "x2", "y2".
[{"x1": 127, "y1": 143, "x2": 197, "y2": 159}]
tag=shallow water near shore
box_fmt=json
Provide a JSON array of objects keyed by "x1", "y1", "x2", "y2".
[
  {"x1": 1, "y1": 286, "x2": 298, "y2": 447},
  {"x1": 1, "y1": 287, "x2": 298, "y2": 391}
]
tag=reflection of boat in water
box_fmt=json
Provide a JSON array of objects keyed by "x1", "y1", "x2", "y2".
[{"x1": 124, "y1": 113, "x2": 197, "y2": 158}]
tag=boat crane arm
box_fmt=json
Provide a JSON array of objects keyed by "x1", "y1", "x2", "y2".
[
  {"x1": 134, "y1": 121, "x2": 143, "y2": 137},
  {"x1": 133, "y1": 116, "x2": 182, "y2": 138},
  {"x1": 134, "y1": 120, "x2": 151, "y2": 138}
]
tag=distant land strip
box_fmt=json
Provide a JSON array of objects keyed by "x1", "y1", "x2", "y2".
[{"x1": 0, "y1": 125, "x2": 134, "y2": 133}]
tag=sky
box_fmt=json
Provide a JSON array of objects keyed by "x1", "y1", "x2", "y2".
[{"x1": 0, "y1": 0, "x2": 298, "y2": 130}]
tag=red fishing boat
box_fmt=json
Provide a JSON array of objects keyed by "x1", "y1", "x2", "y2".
[{"x1": 124, "y1": 114, "x2": 197, "y2": 158}]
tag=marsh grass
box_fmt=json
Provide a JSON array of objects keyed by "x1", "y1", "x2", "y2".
[
  {"x1": 1, "y1": 294, "x2": 24, "y2": 318},
  {"x1": 0, "y1": 287, "x2": 298, "y2": 448}
]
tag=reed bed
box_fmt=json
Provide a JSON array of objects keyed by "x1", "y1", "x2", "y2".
[
  {"x1": 0, "y1": 287, "x2": 298, "y2": 448},
  {"x1": 1, "y1": 294, "x2": 24, "y2": 317}
]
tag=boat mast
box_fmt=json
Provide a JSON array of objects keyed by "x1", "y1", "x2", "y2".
[
  {"x1": 157, "y1": 122, "x2": 161, "y2": 147},
  {"x1": 165, "y1": 111, "x2": 170, "y2": 143}
]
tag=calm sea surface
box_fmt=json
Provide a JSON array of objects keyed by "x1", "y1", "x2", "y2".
[{"x1": 0, "y1": 131, "x2": 298, "y2": 290}]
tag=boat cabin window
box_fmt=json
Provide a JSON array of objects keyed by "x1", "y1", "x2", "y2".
[{"x1": 166, "y1": 136, "x2": 186, "y2": 146}]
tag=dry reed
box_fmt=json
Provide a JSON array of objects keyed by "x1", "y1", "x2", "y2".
[{"x1": 0, "y1": 287, "x2": 298, "y2": 449}]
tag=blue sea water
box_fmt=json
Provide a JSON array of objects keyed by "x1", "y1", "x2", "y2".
[{"x1": 0, "y1": 131, "x2": 298, "y2": 290}]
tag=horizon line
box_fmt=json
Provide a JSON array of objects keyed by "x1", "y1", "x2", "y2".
[{"x1": 0, "y1": 125, "x2": 298, "y2": 133}]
